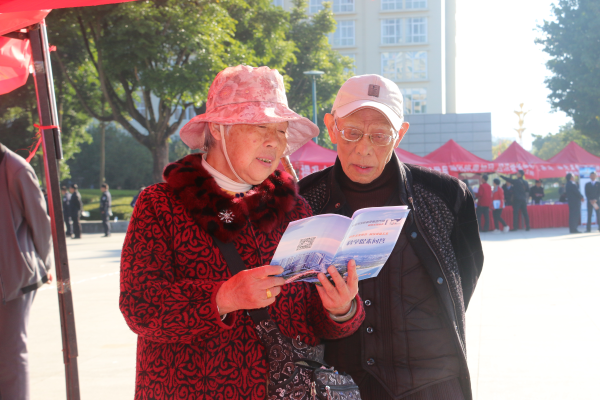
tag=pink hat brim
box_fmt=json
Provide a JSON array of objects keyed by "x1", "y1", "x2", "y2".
[{"x1": 180, "y1": 102, "x2": 319, "y2": 156}]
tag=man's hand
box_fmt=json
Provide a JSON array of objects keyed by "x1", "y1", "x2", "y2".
[
  {"x1": 215, "y1": 265, "x2": 285, "y2": 315},
  {"x1": 315, "y1": 260, "x2": 359, "y2": 316}
]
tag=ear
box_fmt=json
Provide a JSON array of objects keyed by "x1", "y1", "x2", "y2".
[
  {"x1": 394, "y1": 122, "x2": 410, "y2": 148},
  {"x1": 208, "y1": 122, "x2": 222, "y2": 142},
  {"x1": 324, "y1": 113, "x2": 337, "y2": 145}
]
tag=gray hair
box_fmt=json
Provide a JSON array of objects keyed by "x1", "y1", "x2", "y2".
[{"x1": 204, "y1": 124, "x2": 232, "y2": 152}]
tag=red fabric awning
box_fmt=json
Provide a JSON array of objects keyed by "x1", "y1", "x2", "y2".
[
  {"x1": 493, "y1": 141, "x2": 558, "y2": 179},
  {"x1": 0, "y1": 0, "x2": 136, "y2": 13},
  {"x1": 424, "y1": 139, "x2": 495, "y2": 174},
  {"x1": 394, "y1": 147, "x2": 451, "y2": 175},
  {"x1": 546, "y1": 141, "x2": 600, "y2": 175},
  {"x1": 277, "y1": 140, "x2": 337, "y2": 179}
]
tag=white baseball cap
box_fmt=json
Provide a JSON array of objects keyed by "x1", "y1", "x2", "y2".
[{"x1": 331, "y1": 74, "x2": 404, "y2": 131}]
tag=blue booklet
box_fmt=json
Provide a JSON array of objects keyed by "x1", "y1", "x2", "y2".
[{"x1": 271, "y1": 206, "x2": 410, "y2": 283}]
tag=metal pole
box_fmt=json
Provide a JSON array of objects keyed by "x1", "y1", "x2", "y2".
[
  {"x1": 29, "y1": 23, "x2": 81, "y2": 400},
  {"x1": 311, "y1": 76, "x2": 318, "y2": 143}
]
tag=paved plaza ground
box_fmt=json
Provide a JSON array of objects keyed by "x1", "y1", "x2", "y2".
[{"x1": 28, "y1": 228, "x2": 600, "y2": 399}]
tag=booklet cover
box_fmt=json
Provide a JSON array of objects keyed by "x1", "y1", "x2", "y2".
[{"x1": 271, "y1": 206, "x2": 410, "y2": 283}]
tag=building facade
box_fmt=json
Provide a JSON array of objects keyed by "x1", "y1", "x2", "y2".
[{"x1": 276, "y1": 0, "x2": 457, "y2": 115}]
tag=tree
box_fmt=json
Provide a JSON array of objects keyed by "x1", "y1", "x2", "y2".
[
  {"x1": 537, "y1": 0, "x2": 600, "y2": 144},
  {"x1": 492, "y1": 138, "x2": 513, "y2": 159},
  {"x1": 49, "y1": 0, "x2": 295, "y2": 182},
  {"x1": 0, "y1": 74, "x2": 92, "y2": 182},
  {"x1": 531, "y1": 121, "x2": 600, "y2": 160},
  {"x1": 284, "y1": 0, "x2": 354, "y2": 146}
]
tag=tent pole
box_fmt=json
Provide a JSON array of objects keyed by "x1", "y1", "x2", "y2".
[{"x1": 29, "y1": 23, "x2": 81, "y2": 400}]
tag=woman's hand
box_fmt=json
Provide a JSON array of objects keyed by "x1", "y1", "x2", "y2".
[
  {"x1": 315, "y1": 260, "x2": 359, "y2": 316},
  {"x1": 215, "y1": 265, "x2": 285, "y2": 315}
]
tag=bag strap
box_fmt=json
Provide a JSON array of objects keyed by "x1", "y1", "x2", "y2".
[{"x1": 211, "y1": 235, "x2": 271, "y2": 325}]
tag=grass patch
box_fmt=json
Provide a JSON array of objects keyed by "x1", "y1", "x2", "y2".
[{"x1": 79, "y1": 189, "x2": 137, "y2": 221}]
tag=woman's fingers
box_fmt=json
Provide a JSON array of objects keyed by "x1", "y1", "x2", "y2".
[
  {"x1": 317, "y1": 272, "x2": 338, "y2": 298},
  {"x1": 328, "y1": 265, "x2": 349, "y2": 297},
  {"x1": 346, "y1": 260, "x2": 358, "y2": 294}
]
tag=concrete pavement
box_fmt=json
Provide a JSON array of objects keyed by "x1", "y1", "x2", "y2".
[{"x1": 28, "y1": 229, "x2": 600, "y2": 399}]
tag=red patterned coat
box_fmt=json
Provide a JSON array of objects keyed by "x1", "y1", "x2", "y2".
[{"x1": 119, "y1": 154, "x2": 365, "y2": 400}]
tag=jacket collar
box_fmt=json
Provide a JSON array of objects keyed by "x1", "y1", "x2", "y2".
[
  {"x1": 163, "y1": 154, "x2": 298, "y2": 243},
  {"x1": 0, "y1": 143, "x2": 6, "y2": 166}
]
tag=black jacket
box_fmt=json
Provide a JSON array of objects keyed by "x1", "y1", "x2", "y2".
[
  {"x1": 529, "y1": 186, "x2": 544, "y2": 202},
  {"x1": 100, "y1": 191, "x2": 112, "y2": 214},
  {"x1": 69, "y1": 191, "x2": 83, "y2": 218},
  {"x1": 566, "y1": 180, "x2": 583, "y2": 204},
  {"x1": 585, "y1": 181, "x2": 600, "y2": 201},
  {"x1": 500, "y1": 176, "x2": 529, "y2": 201},
  {"x1": 299, "y1": 155, "x2": 484, "y2": 400}
]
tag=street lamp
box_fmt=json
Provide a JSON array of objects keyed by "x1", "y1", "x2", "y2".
[{"x1": 303, "y1": 70, "x2": 325, "y2": 143}]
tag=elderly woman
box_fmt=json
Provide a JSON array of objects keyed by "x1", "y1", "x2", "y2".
[{"x1": 119, "y1": 65, "x2": 364, "y2": 399}]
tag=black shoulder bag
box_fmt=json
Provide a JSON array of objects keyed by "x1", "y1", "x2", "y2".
[{"x1": 212, "y1": 236, "x2": 362, "y2": 400}]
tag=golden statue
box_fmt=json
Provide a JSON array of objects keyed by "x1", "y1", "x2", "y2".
[{"x1": 514, "y1": 103, "x2": 530, "y2": 145}]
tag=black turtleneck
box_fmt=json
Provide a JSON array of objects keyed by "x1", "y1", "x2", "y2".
[{"x1": 337, "y1": 157, "x2": 400, "y2": 214}]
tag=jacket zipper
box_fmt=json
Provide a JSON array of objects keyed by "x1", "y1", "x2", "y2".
[{"x1": 407, "y1": 196, "x2": 465, "y2": 353}]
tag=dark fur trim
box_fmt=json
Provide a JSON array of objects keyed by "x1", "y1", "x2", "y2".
[{"x1": 163, "y1": 154, "x2": 298, "y2": 242}]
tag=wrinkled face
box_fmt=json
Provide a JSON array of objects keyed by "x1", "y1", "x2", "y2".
[
  {"x1": 325, "y1": 108, "x2": 409, "y2": 184},
  {"x1": 207, "y1": 122, "x2": 288, "y2": 185}
]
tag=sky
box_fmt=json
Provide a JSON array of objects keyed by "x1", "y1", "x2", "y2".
[{"x1": 454, "y1": 0, "x2": 570, "y2": 150}]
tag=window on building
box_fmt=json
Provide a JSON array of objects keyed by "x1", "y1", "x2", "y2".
[
  {"x1": 381, "y1": 19, "x2": 402, "y2": 44},
  {"x1": 381, "y1": 52, "x2": 427, "y2": 81},
  {"x1": 330, "y1": 20, "x2": 355, "y2": 47},
  {"x1": 341, "y1": 53, "x2": 356, "y2": 74},
  {"x1": 272, "y1": 0, "x2": 284, "y2": 7},
  {"x1": 407, "y1": 18, "x2": 427, "y2": 43},
  {"x1": 405, "y1": 0, "x2": 427, "y2": 9},
  {"x1": 310, "y1": 0, "x2": 354, "y2": 13},
  {"x1": 173, "y1": 106, "x2": 182, "y2": 120},
  {"x1": 185, "y1": 106, "x2": 195, "y2": 120},
  {"x1": 401, "y1": 88, "x2": 427, "y2": 114},
  {"x1": 381, "y1": 0, "x2": 403, "y2": 11}
]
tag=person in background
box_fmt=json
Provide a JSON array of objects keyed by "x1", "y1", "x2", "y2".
[
  {"x1": 0, "y1": 142, "x2": 52, "y2": 400},
  {"x1": 462, "y1": 179, "x2": 474, "y2": 197},
  {"x1": 100, "y1": 183, "x2": 112, "y2": 237},
  {"x1": 491, "y1": 178, "x2": 509, "y2": 233},
  {"x1": 584, "y1": 171, "x2": 600, "y2": 233},
  {"x1": 130, "y1": 186, "x2": 145, "y2": 208},
  {"x1": 558, "y1": 182, "x2": 566, "y2": 197},
  {"x1": 566, "y1": 173, "x2": 584, "y2": 234},
  {"x1": 502, "y1": 181, "x2": 514, "y2": 207},
  {"x1": 475, "y1": 174, "x2": 492, "y2": 232},
  {"x1": 530, "y1": 180, "x2": 545, "y2": 205},
  {"x1": 61, "y1": 186, "x2": 72, "y2": 238},
  {"x1": 501, "y1": 170, "x2": 530, "y2": 231},
  {"x1": 69, "y1": 184, "x2": 83, "y2": 239}
]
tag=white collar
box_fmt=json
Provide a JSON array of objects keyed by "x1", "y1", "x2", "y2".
[{"x1": 202, "y1": 155, "x2": 253, "y2": 194}]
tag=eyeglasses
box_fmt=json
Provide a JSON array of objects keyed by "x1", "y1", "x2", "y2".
[{"x1": 334, "y1": 119, "x2": 397, "y2": 146}]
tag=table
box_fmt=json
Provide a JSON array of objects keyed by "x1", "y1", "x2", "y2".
[{"x1": 482, "y1": 204, "x2": 569, "y2": 231}]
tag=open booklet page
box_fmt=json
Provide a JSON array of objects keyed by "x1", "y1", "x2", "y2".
[{"x1": 271, "y1": 206, "x2": 410, "y2": 283}]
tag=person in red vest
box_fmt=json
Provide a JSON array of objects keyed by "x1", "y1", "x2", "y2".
[
  {"x1": 491, "y1": 178, "x2": 509, "y2": 233},
  {"x1": 476, "y1": 174, "x2": 493, "y2": 232}
]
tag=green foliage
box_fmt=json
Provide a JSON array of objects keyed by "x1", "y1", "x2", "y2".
[
  {"x1": 537, "y1": 0, "x2": 600, "y2": 144},
  {"x1": 492, "y1": 138, "x2": 513, "y2": 159},
  {"x1": 531, "y1": 121, "x2": 600, "y2": 160},
  {"x1": 66, "y1": 123, "x2": 153, "y2": 189},
  {"x1": 284, "y1": 0, "x2": 354, "y2": 145},
  {"x1": 79, "y1": 188, "x2": 137, "y2": 220},
  {"x1": 0, "y1": 75, "x2": 92, "y2": 181}
]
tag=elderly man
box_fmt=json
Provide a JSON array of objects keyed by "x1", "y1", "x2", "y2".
[{"x1": 299, "y1": 75, "x2": 483, "y2": 400}]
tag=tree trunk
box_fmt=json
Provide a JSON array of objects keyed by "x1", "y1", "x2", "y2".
[
  {"x1": 151, "y1": 139, "x2": 169, "y2": 183},
  {"x1": 99, "y1": 121, "x2": 106, "y2": 187}
]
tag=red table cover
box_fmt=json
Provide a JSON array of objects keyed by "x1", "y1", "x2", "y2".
[{"x1": 481, "y1": 204, "x2": 569, "y2": 231}]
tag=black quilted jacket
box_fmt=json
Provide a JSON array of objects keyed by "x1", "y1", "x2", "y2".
[{"x1": 298, "y1": 154, "x2": 484, "y2": 400}]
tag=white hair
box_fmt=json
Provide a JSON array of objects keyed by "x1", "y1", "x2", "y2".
[{"x1": 204, "y1": 123, "x2": 232, "y2": 152}]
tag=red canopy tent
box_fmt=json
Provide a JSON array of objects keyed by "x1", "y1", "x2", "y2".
[
  {"x1": 394, "y1": 147, "x2": 451, "y2": 175},
  {"x1": 424, "y1": 139, "x2": 495, "y2": 176},
  {"x1": 547, "y1": 141, "x2": 600, "y2": 176},
  {"x1": 493, "y1": 141, "x2": 559, "y2": 179},
  {"x1": 285, "y1": 140, "x2": 337, "y2": 179},
  {"x1": 1, "y1": 1, "x2": 136, "y2": 399}
]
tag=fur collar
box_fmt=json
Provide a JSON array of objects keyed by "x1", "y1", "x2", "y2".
[{"x1": 163, "y1": 154, "x2": 298, "y2": 242}]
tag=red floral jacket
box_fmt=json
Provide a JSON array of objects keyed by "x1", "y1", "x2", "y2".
[{"x1": 119, "y1": 154, "x2": 365, "y2": 400}]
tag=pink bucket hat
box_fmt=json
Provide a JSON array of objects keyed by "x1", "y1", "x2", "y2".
[{"x1": 180, "y1": 65, "x2": 319, "y2": 156}]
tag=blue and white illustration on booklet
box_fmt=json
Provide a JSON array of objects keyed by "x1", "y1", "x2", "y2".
[{"x1": 271, "y1": 206, "x2": 410, "y2": 283}]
